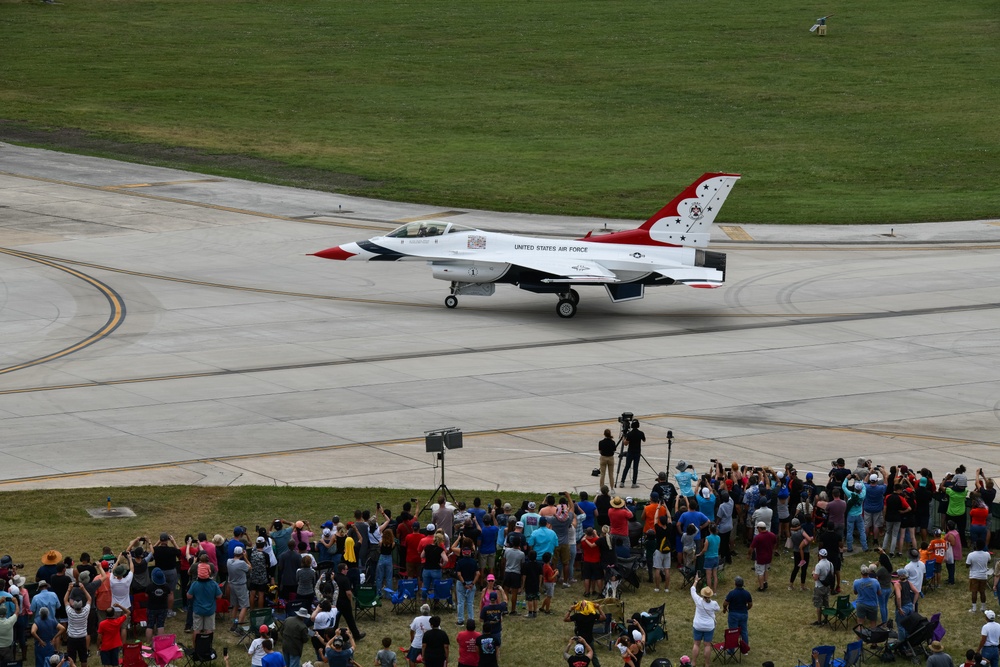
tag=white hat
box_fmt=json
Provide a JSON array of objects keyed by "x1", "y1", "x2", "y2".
[
  {"x1": 854, "y1": 481, "x2": 863, "y2": 491},
  {"x1": 632, "y1": 629, "x2": 642, "y2": 641},
  {"x1": 819, "y1": 548, "x2": 828, "y2": 557},
  {"x1": 776, "y1": 471, "x2": 784, "y2": 479},
  {"x1": 515, "y1": 521, "x2": 524, "y2": 528},
  {"x1": 528, "y1": 502, "x2": 536, "y2": 510},
  {"x1": 756, "y1": 521, "x2": 766, "y2": 529},
  {"x1": 987, "y1": 610, "x2": 996, "y2": 621},
  {"x1": 701, "y1": 488, "x2": 711, "y2": 498},
  {"x1": 295, "y1": 608, "x2": 310, "y2": 618},
  {"x1": 322, "y1": 528, "x2": 332, "y2": 537},
  {"x1": 574, "y1": 644, "x2": 585, "y2": 655},
  {"x1": 626, "y1": 497, "x2": 633, "y2": 503},
  {"x1": 426, "y1": 523, "x2": 435, "y2": 532},
  {"x1": 233, "y1": 546, "x2": 244, "y2": 555},
  {"x1": 870, "y1": 474, "x2": 879, "y2": 482}
]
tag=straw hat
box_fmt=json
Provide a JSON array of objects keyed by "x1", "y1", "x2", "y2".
[
  {"x1": 41, "y1": 550, "x2": 62, "y2": 565},
  {"x1": 929, "y1": 642, "x2": 944, "y2": 653},
  {"x1": 610, "y1": 496, "x2": 626, "y2": 509},
  {"x1": 700, "y1": 586, "x2": 714, "y2": 599}
]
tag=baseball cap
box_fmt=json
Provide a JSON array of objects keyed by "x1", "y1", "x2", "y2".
[
  {"x1": 487, "y1": 574, "x2": 495, "y2": 581},
  {"x1": 869, "y1": 474, "x2": 879, "y2": 482},
  {"x1": 819, "y1": 549, "x2": 828, "y2": 557},
  {"x1": 933, "y1": 528, "x2": 942, "y2": 535},
  {"x1": 259, "y1": 625, "x2": 270, "y2": 634},
  {"x1": 756, "y1": 521, "x2": 766, "y2": 529},
  {"x1": 806, "y1": 472, "x2": 813, "y2": 479},
  {"x1": 575, "y1": 644, "x2": 585, "y2": 655},
  {"x1": 256, "y1": 536, "x2": 266, "y2": 545},
  {"x1": 680, "y1": 657, "x2": 692, "y2": 665},
  {"x1": 159, "y1": 532, "x2": 170, "y2": 542},
  {"x1": 987, "y1": 610, "x2": 996, "y2": 621},
  {"x1": 503, "y1": 503, "x2": 512, "y2": 511},
  {"x1": 854, "y1": 482, "x2": 863, "y2": 491},
  {"x1": 625, "y1": 497, "x2": 633, "y2": 503},
  {"x1": 528, "y1": 501, "x2": 536, "y2": 510},
  {"x1": 515, "y1": 521, "x2": 524, "y2": 528},
  {"x1": 426, "y1": 523, "x2": 435, "y2": 532},
  {"x1": 233, "y1": 546, "x2": 244, "y2": 555}
]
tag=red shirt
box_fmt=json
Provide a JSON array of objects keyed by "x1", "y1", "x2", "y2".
[
  {"x1": 749, "y1": 531, "x2": 778, "y2": 565},
  {"x1": 971, "y1": 506, "x2": 989, "y2": 526},
  {"x1": 98, "y1": 615, "x2": 128, "y2": 651},
  {"x1": 608, "y1": 508, "x2": 633, "y2": 536},
  {"x1": 580, "y1": 537, "x2": 601, "y2": 563},
  {"x1": 404, "y1": 532, "x2": 425, "y2": 564},
  {"x1": 456, "y1": 629, "x2": 481, "y2": 667}
]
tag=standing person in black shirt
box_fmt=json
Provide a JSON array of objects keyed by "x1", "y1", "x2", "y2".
[
  {"x1": 598, "y1": 429, "x2": 618, "y2": 490},
  {"x1": 333, "y1": 563, "x2": 364, "y2": 640},
  {"x1": 420, "y1": 616, "x2": 450, "y2": 667},
  {"x1": 620, "y1": 421, "x2": 646, "y2": 489},
  {"x1": 151, "y1": 534, "x2": 181, "y2": 610},
  {"x1": 595, "y1": 487, "x2": 612, "y2": 529},
  {"x1": 521, "y1": 551, "x2": 543, "y2": 619}
]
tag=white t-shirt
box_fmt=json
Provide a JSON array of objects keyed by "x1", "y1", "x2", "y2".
[
  {"x1": 904, "y1": 560, "x2": 925, "y2": 594},
  {"x1": 313, "y1": 609, "x2": 338, "y2": 631},
  {"x1": 110, "y1": 572, "x2": 133, "y2": 608},
  {"x1": 968, "y1": 550, "x2": 992, "y2": 581},
  {"x1": 409, "y1": 615, "x2": 432, "y2": 649},
  {"x1": 982, "y1": 621, "x2": 1000, "y2": 647},
  {"x1": 247, "y1": 638, "x2": 267, "y2": 667},
  {"x1": 66, "y1": 604, "x2": 91, "y2": 638}
]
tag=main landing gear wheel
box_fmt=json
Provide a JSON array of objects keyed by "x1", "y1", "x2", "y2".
[
  {"x1": 556, "y1": 298, "x2": 577, "y2": 318},
  {"x1": 567, "y1": 289, "x2": 580, "y2": 305},
  {"x1": 444, "y1": 295, "x2": 458, "y2": 309}
]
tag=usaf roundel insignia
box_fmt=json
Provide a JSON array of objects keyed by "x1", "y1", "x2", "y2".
[{"x1": 689, "y1": 203, "x2": 704, "y2": 220}]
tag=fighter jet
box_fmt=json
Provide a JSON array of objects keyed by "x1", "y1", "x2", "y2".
[{"x1": 313, "y1": 172, "x2": 740, "y2": 318}]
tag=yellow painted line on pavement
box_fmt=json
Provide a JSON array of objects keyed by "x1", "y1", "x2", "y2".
[
  {"x1": 720, "y1": 225, "x2": 754, "y2": 241},
  {"x1": 0, "y1": 248, "x2": 126, "y2": 376}
]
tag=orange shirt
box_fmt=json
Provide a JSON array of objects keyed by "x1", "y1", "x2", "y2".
[
  {"x1": 643, "y1": 504, "x2": 659, "y2": 533},
  {"x1": 929, "y1": 538, "x2": 948, "y2": 564},
  {"x1": 98, "y1": 614, "x2": 128, "y2": 651}
]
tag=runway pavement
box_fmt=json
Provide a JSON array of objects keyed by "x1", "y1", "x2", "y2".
[{"x1": 2, "y1": 142, "x2": 999, "y2": 494}]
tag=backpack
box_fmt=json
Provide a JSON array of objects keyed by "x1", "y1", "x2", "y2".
[{"x1": 821, "y1": 564, "x2": 836, "y2": 588}]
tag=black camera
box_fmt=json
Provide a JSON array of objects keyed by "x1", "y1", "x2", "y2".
[{"x1": 618, "y1": 412, "x2": 634, "y2": 425}]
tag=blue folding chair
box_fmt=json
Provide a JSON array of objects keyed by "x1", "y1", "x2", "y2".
[
  {"x1": 384, "y1": 578, "x2": 419, "y2": 614},
  {"x1": 797, "y1": 645, "x2": 835, "y2": 667},
  {"x1": 923, "y1": 561, "x2": 936, "y2": 590},
  {"x1": 427, "y1": 578, "x2": 454, "y2": 609},
  {"x1": 832, "y1": 640, "x2": 862, "y2": 667}
]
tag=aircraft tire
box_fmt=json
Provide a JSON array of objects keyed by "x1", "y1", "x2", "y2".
[
  {"x1": 445, "y1": 295, "x2": 458, "y2": 309},
  {"x1": 556, "y1": 299, "x2": 577, "y2": 319},
  {"x1": 567, "y1": 289, "x2": 580, "y2": 305}
]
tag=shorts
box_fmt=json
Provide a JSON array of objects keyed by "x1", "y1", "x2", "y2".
[
  {"x1": 704, "y1": 557, "x2": 719, "y2": 571},
  {"x1": 147, "y1": 608, "x2": 168, "y2": 630},
  {"x1": 543, "y1": 582, "x2": 555, "y2": 597},
  {"x1": 754, "y1": 563, "x2": 770, "y2": 576},
  {"x1": 582, "y1": 561, "x2": 603, "y2": 580},
  {"x1": 66, "y1": 637, "x2": 89, "y2": 662},
  {"x1": 249, "y1": 582, "x2": 269, "y2": 593},
  {"x1": 653, "y1": 552, "x2": 672, "y2": 570},
  {"x1": 407, "y1": 647, "x2": 422, "y2": 662},
  {"x1": 693, "y1": 628, "x2": 714, "y2": 642},
  {"x1": 230, "y1": 583, "x2": 250, "y2": 609},
  {"x1": 971, "y1": 579, "x2": 988, "y2": 594},
  {"x1": 864, "y1": 512, "x2": 885, "y2": 530},
  {"x1": 193, "y1": 613, "x2": 216, "y2": 633},
  {"x1": 502, "y1": 572, "x2": 521, "y2": 590},
  {"x1": 553, "y1": 544, "x2": 571, "y2": 567},
  {"x1": 479, "y1": 552, "x2": 496, "y2": 570},
  {"x1": 855, "y1": 603, "x2": 878, "y2": 622},
  {"x1": 524, "y1": 592, "x2": 540, "y2": 601},
  {"x1": 813, "y1": 586, "x2": 829, "y2": 609},
  {"x1": 100, "y1": 648, "x2": 120, "y2": 666}
]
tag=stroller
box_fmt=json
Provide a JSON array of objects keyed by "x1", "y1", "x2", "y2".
[
  {"x1": 891, "y1": 613, "x2": 933, "y2": 662},
  {"x1": 854, "y1": 621, "x2": 897, "y2": 663}
]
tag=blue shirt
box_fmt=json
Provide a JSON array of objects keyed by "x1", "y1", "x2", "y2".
[
  {"x1": 479, "y1": 526, "x2": 499, "y2": 555},
  {"x1": 30, "y1": 590, "x2": 59, "y2": 618},
  {"x1": 527, "y1": 527, "x2": 558, "y2": 560},
  {"x1": 675, "y1": 470, "x2": 698, "y2": 497},
  {"x1": 853, "y1": 577, "x2": 880, "y2": 608},
  {"x1": 724, "y1": 587, "x2": 753, "y2": 613},
  {"x1": 697, "y1": 493, "x2": 717, "y2": 519},
  {"x1": 863, "y1": 484, "x2": 887, "y2": 513},
  {"x1": 677, "y1": 511, "x2": 711, "y2": 540},
  {"x1": 270, "y1": 528, "x2": 293, "y2": 556},
  {"x1": 187, "y1": 579, "x2": 222, "y2": 616},
  {"x1": 469, "y1": 508, "x2": 487, "y2": 530},
  {"x1": 577, "y1": 501, "x2": 597, "y2": 530},
  {"x1": 705, "y1": 534, "x2": 721, "y2": 559},
  {"x1": 261, "y1": 652, "x2": 286, "y2": 667}
]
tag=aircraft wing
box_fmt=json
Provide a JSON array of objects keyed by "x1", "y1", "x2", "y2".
[
  {"x1": 652, "y1": 267, "x2": 725, "y2": 288},
  {"x1": 511, "y1": 256, "x2": 620, "y2": 283}
]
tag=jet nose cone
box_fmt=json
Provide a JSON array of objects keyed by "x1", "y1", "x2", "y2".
[{"x1": 311, "y1": 245, "x2": 357, "y2": 260}]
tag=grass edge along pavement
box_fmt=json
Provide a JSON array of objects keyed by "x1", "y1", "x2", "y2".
[
  {"x1": 0, "y1": 485, "x2": 990, "y2": 667},
  {"x1": 1, "y1": 0, "x2": 998, "y2": 224}
]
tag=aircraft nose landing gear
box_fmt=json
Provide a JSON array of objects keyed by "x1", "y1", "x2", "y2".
[
  {"x1": 444, "y1": 294, "x2": 458, "y2": 309},
  {"x1": 556, "y1": 289, "x2": 580, "y2": 318}
]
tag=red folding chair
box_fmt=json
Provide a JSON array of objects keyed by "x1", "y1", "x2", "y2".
[{"x1": 712, "y1": 628, "x2": 742, "y2": 664}]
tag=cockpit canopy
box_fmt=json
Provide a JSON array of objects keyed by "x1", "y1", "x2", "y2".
[{"x1": 385, "y1": 220, "x2": 473, "y2": 238}]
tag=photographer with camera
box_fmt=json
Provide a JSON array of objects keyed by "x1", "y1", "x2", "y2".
[
  {"x1": 619, "y1": 419, "x2": 645, "y2": 490},
  {"x1": 565, "y1": 635, "x2": 594, "y2": 667}
]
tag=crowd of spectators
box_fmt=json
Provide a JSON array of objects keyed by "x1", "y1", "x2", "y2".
[{"x1": 2, "y1": 445, "x2": 999, "y2": 667}]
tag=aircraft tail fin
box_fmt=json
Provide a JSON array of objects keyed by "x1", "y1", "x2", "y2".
[{"x1": 639, "y1": 173, "x2": 741, "y2": 247}]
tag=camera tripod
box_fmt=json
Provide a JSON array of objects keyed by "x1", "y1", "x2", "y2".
[
  {"x1": 420, "y1": 449, "x2": 457, "y2": 517},
  {"x1": 614, "y1": 414, "x2": 660, "y2": 486}
]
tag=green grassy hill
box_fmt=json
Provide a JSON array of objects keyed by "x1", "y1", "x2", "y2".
[{"x1": 1, "y1": 0, "x2": 997, "y2": 223}]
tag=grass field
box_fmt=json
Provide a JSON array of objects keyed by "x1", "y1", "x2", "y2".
[
  {"x1": 0, "y1": 0, "x2": 997, "y2": 224},
  {"x1": 1, "y1": 486, "x2": 991, "y2": 667}
]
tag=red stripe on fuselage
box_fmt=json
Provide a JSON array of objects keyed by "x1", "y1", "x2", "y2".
[{"x1": 578, "y1": 229, "x2": 680, "y2": 247}]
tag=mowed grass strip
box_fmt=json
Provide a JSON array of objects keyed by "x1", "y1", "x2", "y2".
[
  {"x1": 1, "y1": 0, "x2": 997, "y2": 223},
  {"x1": 2, "y1": 485, "x2": 990, "y2": 667}
]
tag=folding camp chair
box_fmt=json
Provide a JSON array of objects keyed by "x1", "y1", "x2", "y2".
[
  {"x1": 384, "y1": 578, "x2": 419, "y2": 614},
  {"x1": 149, "y1": 634, "x2": 185, "y2": 667},
  {"x1": 214, "y1": 596, "x2": 230, "y2": 621},
  {"x1": 427, "y1": 578, "x2": 454, "y2": 609},
  {"x1": 923, "y1": 561, "x2": 936, "y2": 591},
  {"x1": 712, "y1": 628, "x2": 742, "y2": 663},
  {"x1": 821, "y1": 596, "x2": 856, "y2": 630},
  {"x1": 355, "y1": 584, "x2": 382, "y2": 621},
  {"x1": 853, "y1": 621, "x2": 897, "y2": 663},
  {"x1": 236, "y1": 608, "x2": 277, "y2": 648},
  {"x1": 122, "y1": 642, "x2": 146, "y2": 667},
  {"x1": 831, "y1": 640, "x2": 862, "y2": 667},
  {"x1": 639, "y1": 604, "x2": 667, "y2": 652},
  {"x1": 796, "y1": 645, "x2": 835, "y2": 667},
  {"x1": 129, "y1": 593, "x2": 149, "y2": 640},
  {"x1": 179, "y1": 633, "x2": 217, "y2": 667}
]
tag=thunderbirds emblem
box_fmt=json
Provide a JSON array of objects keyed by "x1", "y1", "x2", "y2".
[{"x1": 689, "y1": 203, "x2": 704, "y2": 220}]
